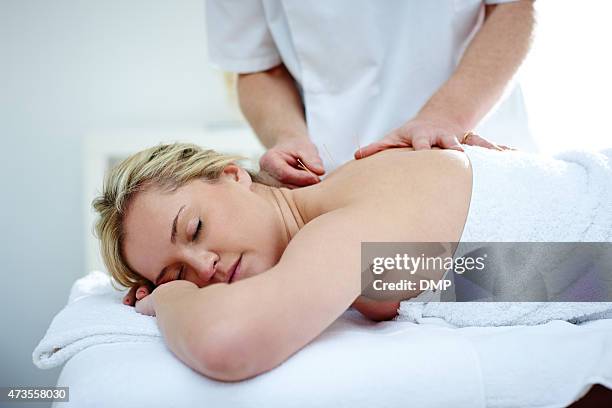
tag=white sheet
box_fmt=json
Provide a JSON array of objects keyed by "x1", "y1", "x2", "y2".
[{"x1": 53, "y1": 309, "x2": 612, "y2": 408}]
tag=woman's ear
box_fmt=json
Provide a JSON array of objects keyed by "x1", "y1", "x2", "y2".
[{"x1": 222, "y1": 164, "x2": 253, "y2": 187}]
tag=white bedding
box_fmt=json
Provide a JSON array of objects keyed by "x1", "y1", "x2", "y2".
[{"x1": 53, "y1": 309, "x2": 612, "y2": 408}]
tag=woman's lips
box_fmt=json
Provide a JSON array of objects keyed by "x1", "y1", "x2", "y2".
[{"x1": 228, "y1": 255, "x2": 242, "y2": 283}]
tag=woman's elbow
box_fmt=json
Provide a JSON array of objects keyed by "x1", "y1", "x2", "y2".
[{"x1": 190, "y1": 324, "x2": 263, "y2": 382}]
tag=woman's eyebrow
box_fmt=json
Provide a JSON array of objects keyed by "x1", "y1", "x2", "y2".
[
  {"x1": 155, "y1": 204, "x2": 186, "y2": 285},
  {"x1": 170, "y1": 205, "x2": 186, "y2": 244}
]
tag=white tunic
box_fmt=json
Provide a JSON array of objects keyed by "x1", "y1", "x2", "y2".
[{"x1": 206, "y1": 0, "x2": 537, "y2": 171}]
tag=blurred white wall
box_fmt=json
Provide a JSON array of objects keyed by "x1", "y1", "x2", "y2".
[
  {"x1": 521, "y1": 1, "x2": 612, "y2": 152},
  {"x1": 0, "y1": 1, "x2": 242, "y2": 405},
  {"x1": 0, "y1": 1, "x2": 611, "y2": 406}
]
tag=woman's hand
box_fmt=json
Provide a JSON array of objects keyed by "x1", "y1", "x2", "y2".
[
  {"x1": 123, "y1": 283, "x2": 153, "y2": 307},
  {"x1": 354, "y1": 114, "x2": 511, "y2": 159},
  {"x1": 135, "y1": 291, "x2": 156, "y2": 316},
  {"x1": 122, "y1": 283, "x2": 156, "y2": 315},
  {"x1": 123, "y1": 281, "x2": 198, "y2": 317}
]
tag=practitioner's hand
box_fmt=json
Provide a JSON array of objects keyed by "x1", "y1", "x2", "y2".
[
  {"x1": 354, "y1": 115, "x2": 507, "y2": 159},
  {"x1": 259, "y1": 136, "x2": 325, "y2": 188}
]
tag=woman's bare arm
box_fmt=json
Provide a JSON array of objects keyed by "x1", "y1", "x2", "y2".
[
  {"x1": 151, "y1": 151, "x2": 472, "y2": 381},
  {"x1": 152, "y1": 209, "x2": 364, "y2": 381}
]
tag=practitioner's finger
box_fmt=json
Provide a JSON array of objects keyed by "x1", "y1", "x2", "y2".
[
  {"x1": 297, "y1": 151, "x2": 325, "y2": 175},
  {"x1": 412, "y1": 136, "x2": 432, "y2": 151},
  {"x1": 438, "y1": 134, "x2": 465, "y2": 152},
  {"x1": 355, "y1": 142, "x2": 385, "y2": 159},
  {"x1": 465, "y1": 134, "x2": 504, "y2": 151},
  {"x1": 280, "y1": 182, "x2": 303, "y2": 190},
  {"x1": 498, "y1": 144, "x2": 518, "y2": 151},
  {"x1": 355, "y1": 132, "x2": 407, "y2": 159},
  {"x1": 261, "y1": 153, "x2": 321, "y2": 186}
]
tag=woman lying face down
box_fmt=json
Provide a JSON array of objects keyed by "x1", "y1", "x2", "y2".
[
  {"x1": 123, "y1": 164, "x2": 290, "y2": 289},
  {"x1": 93, "y1": 142, "x2": 473, "y2": 381}
]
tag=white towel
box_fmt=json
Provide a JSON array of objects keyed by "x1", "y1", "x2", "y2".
[
  {"x1": 33, "y1": 271, "x2": 162, "y2": 369},
  {"x1": 457, "y1": 146, "x2": 612, "y2": 243},
  {"x1": 552, "y1": 148, "x2": 612, "y2": 242},
  {"x1": 397, "y1": 300, "x2": 612, "y2": 327},
  {"x1": 398, "y1": 147, "x2": 612, "y2": 327}
]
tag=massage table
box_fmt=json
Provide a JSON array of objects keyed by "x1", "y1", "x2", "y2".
[{"x1": 51, "y1": 307, "x2": 612, "y2": 407}]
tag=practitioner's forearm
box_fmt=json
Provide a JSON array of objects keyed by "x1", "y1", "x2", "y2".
[
  {"x1": 418, "y1": 0, "x2": 535, "y2": 129},
  {"x1": 237, "y1": 64, "x2": 310, "y2": 148}
]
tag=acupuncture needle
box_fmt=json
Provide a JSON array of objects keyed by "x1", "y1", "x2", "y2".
[
  {"x1": 321, "y1": 143, "x2": 339, "y2": 169},
  {"x1": 296, "y1": 158, "x2": 318, "y2": 178}
]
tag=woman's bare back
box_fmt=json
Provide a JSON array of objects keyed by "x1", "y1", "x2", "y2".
[
  {"x1": 298, "y1": 148, "x2": 472, "y2": 241},
  {"x1": 293, "y1": 148, "x2": 473, "y2": 319}
]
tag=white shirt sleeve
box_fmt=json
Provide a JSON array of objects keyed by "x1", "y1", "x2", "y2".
[{"x1": 205, "y1": 0, "x2": 282, "y2": 73}]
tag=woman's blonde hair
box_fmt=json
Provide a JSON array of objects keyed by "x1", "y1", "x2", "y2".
[{"x1": 92, "y1": 142, "x2": 259, "y2": 289}]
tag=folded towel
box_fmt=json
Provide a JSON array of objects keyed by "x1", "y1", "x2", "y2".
[
  {"x1": 553, "y1": 148, "x2": 612, "y2": 242},
  {"x1": 397, "y1": 300, "x2": 612, "y2": 327},
  {"x1": 33, "y1": 271, "x2": 162, "y2": 369},
  {"x1": 457, "y1": 146, "x2": 612, "y2": 243},
  {"x1": 398, "y1": 147, "x2": 612, "y2": 327}
]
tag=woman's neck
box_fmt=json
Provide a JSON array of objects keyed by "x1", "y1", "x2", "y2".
[
  {"x1": 252, "y1": 183, "x2": 320, "y2": 245},
  {"x1": 270, "y1": 187, "x2": 305, "y2": 242}
]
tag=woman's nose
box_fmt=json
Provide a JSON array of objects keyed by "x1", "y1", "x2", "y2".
[{"x1": 187, "y1": 251, "x2": 219, "y2": 282}]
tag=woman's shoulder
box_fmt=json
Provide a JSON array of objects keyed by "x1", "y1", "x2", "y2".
[
  {"x1": 330, "y1": 147, "x2": 470, "y2": 182},
  {"x1": 302, "y1": 148, "x2": 471, "y2": 215}
]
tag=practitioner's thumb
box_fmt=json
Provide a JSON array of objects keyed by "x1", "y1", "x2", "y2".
[
  {"x1": 300, "y1": 153, "x2": 325, "y2": 175},
  {"x1": 355, "y1": 142, "x2": 384, "y2": 159}
]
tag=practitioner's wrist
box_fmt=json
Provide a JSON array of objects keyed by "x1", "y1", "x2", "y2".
[
  {"x1": 414, "y1": 110, "x2": 466, "y2": 135},
  {"x1": 273, "y1": 129, "x2": 311, "y2": 145}
]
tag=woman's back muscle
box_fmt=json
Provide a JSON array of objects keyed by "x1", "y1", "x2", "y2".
[
  {"x1": 294, "y1": 148, "x2": 473, "y2": 319},
  {"x1": 302, "y1": 148, "x2": 473, "y2": 242}
]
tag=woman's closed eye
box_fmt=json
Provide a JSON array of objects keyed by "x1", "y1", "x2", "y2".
[
  {"x1": 192, "y1": 219, "x2": 202, "y2": 242},
  {"x1": 175, "y1": 265, "x2": 185, "y2": 281}
]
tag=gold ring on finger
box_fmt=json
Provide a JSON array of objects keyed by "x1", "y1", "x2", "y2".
[{"x1": 461, "y1": 131, "x2": 476, "y2": 144}]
